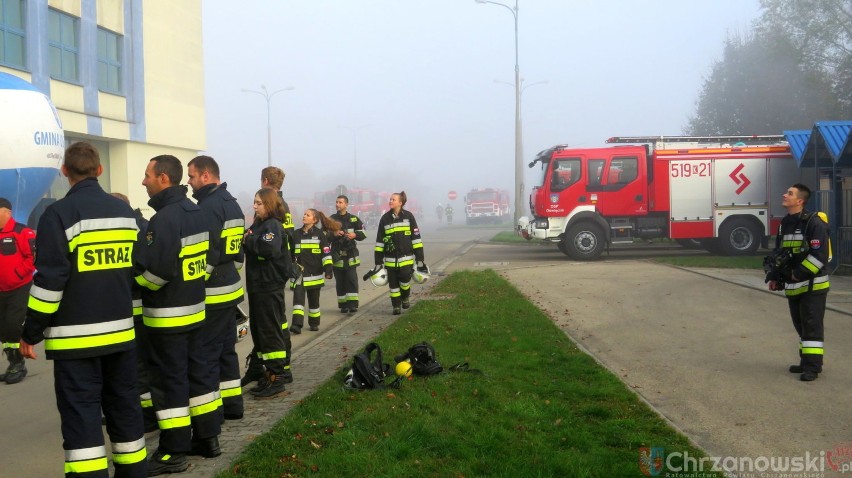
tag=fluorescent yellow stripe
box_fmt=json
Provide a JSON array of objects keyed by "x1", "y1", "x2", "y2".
[
  {"x1": 262, "y1": 351, "x2": 287, "y2": 360},
  {"x1": 44, "y1": 329, "x2": 135, "y2": 351},
  {"x1": 143, "y1": 310, "x2": 205, "y2": 328},
  {"x1": 221, "y1": 387, "x2": 242, "y2": 398},
  {"x1": 158, "y1": 416, "x2": 191, "y2": 430},
  {"x1": 179, "y1": 241, "x2": 209, "y2": 258},
  {"x1": 205, "y1": 287, "x2": 244, "y2": 305},
  {"x1": 65, "y1": 457, "x2": 108, "y2": 474},
  {"x1": 28, "y1": 296, "x2": 59, "y2": 314},
  {"x1": 802, "y1": 347, "x2": 824, "y2": 355},
  {"x1": 112, "y1": 448, "x2": 147, "y2": 465},
  {"x1": 221, "y1": 226, "x2": 244, "y2": 237},
  {"x1": 69, "y1": 229, "x2": 138, "y2": 252},
  {"x1": 190, "y1": 398, "x2": 223, "y2": 417}
]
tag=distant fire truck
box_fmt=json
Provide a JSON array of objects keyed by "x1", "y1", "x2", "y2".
[
  {"x1": 464, "y1": 188, "x2": 510, "y2": 224},
  {"x1": 517, "y1": 135, "x2": 813, "y2": 260}
]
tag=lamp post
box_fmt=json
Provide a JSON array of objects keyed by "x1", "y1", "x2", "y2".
[
  {"x1": 475, "y1": 0, "x2": 524, "y2": 226},
  {"x1": 494, "y1": 78, "x2": 547, "y2": 121},
  {"x1": 340, "y1": 124, "x2": 370, "y2": 186},
  {"x1": 241, "y1": 84, "x2": 295, "y2": 167}
]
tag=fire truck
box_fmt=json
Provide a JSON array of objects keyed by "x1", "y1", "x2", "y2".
[
  {"x1": 464, "y1": 188, "x2": 510, "y2": 224},
  {"x1": 517, "y1": 135, "x2": 812, "y2": 260}
]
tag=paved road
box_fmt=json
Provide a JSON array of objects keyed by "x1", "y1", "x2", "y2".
[{"x1": 0, "y1": 222, "x2": 498, "y2": 477}]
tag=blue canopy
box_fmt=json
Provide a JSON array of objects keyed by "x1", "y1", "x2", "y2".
[{"x1": 784, "y1": 121, "x2": 852, "y2": 167}]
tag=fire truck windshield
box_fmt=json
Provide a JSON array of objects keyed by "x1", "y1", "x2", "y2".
[{"x1": 468, "y1": 191, "x2": 497, "y2": 202}]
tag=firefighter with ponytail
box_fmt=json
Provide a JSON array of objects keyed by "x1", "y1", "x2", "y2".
[
  {"x1": 369, "y1": 191, "x2": 428, "y2": 315},
  {"x1": 290, "y1": 209, "x2": 336, "y2": 333}
]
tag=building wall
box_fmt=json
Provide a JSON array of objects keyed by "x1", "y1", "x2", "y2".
[{"x1": 0, "y1": 0, "x2": 205, "y2": 214}]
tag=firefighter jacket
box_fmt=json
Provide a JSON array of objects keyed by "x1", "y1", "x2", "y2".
[
  {"x1": 135, "y1": 186, "x2": 209, "y2": 334},
  {"x1": 0, "y1": 216, "x2": 35, "y2": 291},
  {"x1": 330, "y1": 212, "x2": 366, "y2": 268},
  {"x1": 293, "y1": 225, "x2": 332, "y2": 288},
  {"x1": 131, "y1": 209, "x2": 148, "y2": 320},
  {"x1": 374, "y1": 209, "x2": 424, "y2": 268},
  {"x1": 244, "y1": 216, "x2": 292, "y2": 293},
  {"x1": 23, "y1": 178, "x2": 139, "y2": 360},
  {"x1": 193, "y1": 182, "x2": 245, "y2": 310},
  {"x1": 773, "y1": 210, "x2": 831, "y2": 297},
  {"x1": 277, "y1": 191, "x2": 295, "y2": 251}
]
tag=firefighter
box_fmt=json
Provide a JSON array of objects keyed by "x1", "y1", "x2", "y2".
[
  {"x1": 370, "y1": 191, "x2": 428, "y2": 315},
  {"x1": 20, "y1": 142, "x2": 147, "y2": 477},
  {"x1": 290, "y1": 209, "x2": 335, "y2": 333},
  {"x1": 0, "y1": 197, "x2": 35, "y2": 385},
  {"x1": 111, "y1": 192, "x2": 157, "y2": 433},
  {"x1": 766, "y1": 183, "x2": 830, "y2": 382},
  {"x1": 242, "y1": 167, "x2": 295, "y2": 387},
  {"x1": 330, "y1": 195, "x2": 367, "y2": 314},
  {"x1": 187, "y1": 156, "x2": 245, "y2": 421},
  {"x1": 137, "y1": 155, "x2": 219, "y2": 474},
  {"x1": 243, "y1": 188, "x2": 294, "y2": 399},
  {"x1": 445, "y1": 204, "x2": 454, "y2": 225}
]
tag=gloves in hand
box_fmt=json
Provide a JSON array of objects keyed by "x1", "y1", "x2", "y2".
[
  {"x1": 416, "y1": 261, "x2": 429, "y2": 273},
  {"x1": 362, "y1": 264, "x2": 383, "y2": 282}
]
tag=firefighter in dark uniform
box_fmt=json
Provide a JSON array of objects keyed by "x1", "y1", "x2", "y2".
[
  {"x1": 370, "y1": 191, "x2": 428, "y2": 315},
  {"x1": 111, "y1": 192, "x2": 156, "y2": 433},
  {"x1": 766, "y1": 183, "x2": 830, "y2": 382},
  {"x1": 137, "y1": 155, "x2": 219, "y2": 474},
  {"x1": 0, "y1": 197, "x2": 35, "y2": 385},
  {"x1": 243, "y1": 188, "x2": 295, "y2": 399},
  {"x1": 330, "y1": 195, "x2": 366, "y2": 314},
  {"x1": 21, "y1": 142, "x2": 147, "y2": 477},
  {"x1": 290, "y1": 209, "x2": 335, "y2": 333},
  {"x1": 187, "y1": 156, "x2": 246, "y2": 422},
  {"x1": 242, "y1": 167, "x2": 295, "y2": 387}
]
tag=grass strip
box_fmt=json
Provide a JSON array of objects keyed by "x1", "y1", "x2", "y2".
[
  {"x1": 221, "y1": 270, "x2": 716, "y2": 478},
  {"x1": 651, "y1": 255, "x2": 763, "y2": 269}
]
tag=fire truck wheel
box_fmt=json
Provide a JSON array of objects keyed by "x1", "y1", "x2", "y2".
[
  {"x1": 562, "y1": 223, "x2": 605, "y2": 261},
  {"x1": 717, "y1": 218, "x2": 761, "y2": 255}
]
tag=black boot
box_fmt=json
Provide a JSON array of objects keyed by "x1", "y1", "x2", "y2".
[
  {"x1": 240, "y1": 353, "x2": 265, "y2": 387},
  {"x1": 254, "y1": 372, "x2": 287, "y2": 399},
  {"x1": 4, "y1": 348, "x2": 27, "y2": 385}
]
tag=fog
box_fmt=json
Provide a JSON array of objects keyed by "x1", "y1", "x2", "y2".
[{"x1": 202, "y1": 0, "x2": 760, "y2": 217}]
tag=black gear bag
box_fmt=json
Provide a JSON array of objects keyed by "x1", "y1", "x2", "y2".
[
  {"x1": 395, "y1": 342, "x2": 443, "y2": 376},
  {"x1": 343, "y1": 342, "x2": 393, "y2": 390}
]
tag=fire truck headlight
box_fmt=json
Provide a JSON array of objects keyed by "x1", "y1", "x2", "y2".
[{"x1": 535, "y1": 218, "x2": 549, "y2": 229}]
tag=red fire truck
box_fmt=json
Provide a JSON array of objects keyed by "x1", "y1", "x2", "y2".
[
  {"x1": 464, "y1": 188, "x2": 510, "y2": 224},
  {"x1": 517, "y1": 135, "x2": 812, "y2": 260}
]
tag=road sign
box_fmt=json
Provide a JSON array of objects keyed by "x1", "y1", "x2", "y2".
[{"x1": 448, "y1": 190, "x2": 457, "y2": 201}]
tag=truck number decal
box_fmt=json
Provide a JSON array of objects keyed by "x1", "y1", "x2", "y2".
[{"x1": 670, "y1": 162, "x2": 710, "y2": 178}]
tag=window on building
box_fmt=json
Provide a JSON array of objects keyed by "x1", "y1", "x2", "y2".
[
  {"x1": 48, "y1": 9, "x2": 79, "y2": 83},
  {"x1": 97, "y1": 28, "x2": 122, "y2": 94},
  {"x1": 0, "y1": 0, "x2": 26, "y2": 69}
]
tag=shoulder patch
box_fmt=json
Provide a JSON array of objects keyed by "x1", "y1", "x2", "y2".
[
  {"x1": 146, "y1": 231, "x2": 154, "y2": 246},
  {"x1": 413, "y1": 227, "x2": 420, "y2": 235},
  {"x1": 262, "y1": 232, "x2": 275, "y2": 242},
  {"x1": 810, "y1": 239, "x2": 821, "y2": 250},
  {"x1": 323, "y1": 246, "x2": 330, "y2": 254},
  {"x1": 350, "y1": 216, "x2": 358, "y2": 222}
]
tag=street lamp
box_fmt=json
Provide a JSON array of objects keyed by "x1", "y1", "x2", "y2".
[
  {"x1": 494, "y1": 78, "x2": 548, "y2": 121},
  {"x1": 475, "y1": 0, "x2": 524, "y2": 226},
  {"x1": 241, "y1": 84, "x2": 295, "y2": 167},
  {"x1": 340, "y1": 124, "x2": 370, "y2": 186}
]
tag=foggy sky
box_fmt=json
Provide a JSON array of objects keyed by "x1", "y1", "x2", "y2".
[{"x1": 201, "y1": 0, "x2": 760, "y2": 214}]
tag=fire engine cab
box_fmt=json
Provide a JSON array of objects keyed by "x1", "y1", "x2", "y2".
[{"x1": 517, "y1": 135, "x2": 811, "y2": 260}]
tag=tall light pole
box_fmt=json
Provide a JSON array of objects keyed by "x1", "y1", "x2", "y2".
[
  {"x1": 241, "y1": 85, "x2": 295, "y2": 167},
  {"x1": 494, "y1": 78, "x2": 548, "y2": 121},
  {"x1": 475, "y1": 0, "x2": 524, "y2": 226},
  {"x1": 340, "y1": 124, "x2": 370, "y2": 186}
]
